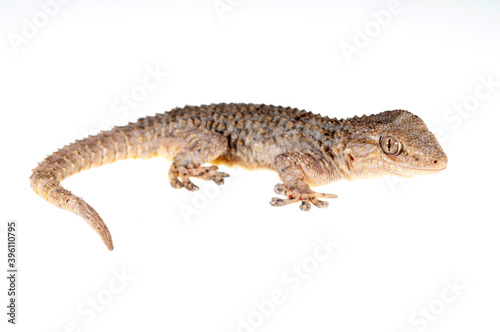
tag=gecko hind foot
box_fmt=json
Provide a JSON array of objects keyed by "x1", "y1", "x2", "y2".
[
  {"x1": 189, "y1": 165, "x2": 229, "y2": 185},
  {"x1": 169, "y1": 165, "x2": 229, "y2": 191},
  {"x1": 270, "y1": 183, "x2": 338, "y2": 211}
]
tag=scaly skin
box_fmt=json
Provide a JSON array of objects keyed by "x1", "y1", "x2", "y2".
[{"x1": 30, "y1": 103, "x2": 448, "y2": 250}]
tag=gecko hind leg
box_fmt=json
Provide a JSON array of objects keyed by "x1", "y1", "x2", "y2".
[
  {"x1": 158, "y1": 129, "x2": 229, "y2": 191},
  {"x1": 270, "y1": 152, "x2": 338, "y2": 211}
]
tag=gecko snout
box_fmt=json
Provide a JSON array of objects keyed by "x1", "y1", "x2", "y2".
[{"x1": 432, "y1": 154, "x2": 448, "y2": 171}]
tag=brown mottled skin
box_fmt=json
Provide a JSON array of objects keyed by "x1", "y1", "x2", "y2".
[{"x1": 30, "y1": 103, "x2": 448, "y2": 250}]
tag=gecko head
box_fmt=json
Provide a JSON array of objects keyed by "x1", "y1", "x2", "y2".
[{"x1": 346, "y1": 110, "x2": 447, "y2": 178}]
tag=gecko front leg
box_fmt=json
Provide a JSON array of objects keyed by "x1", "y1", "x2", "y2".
[
  {"x1": 270, "y1": 152, "x2": 338, "y2": 211},
  {"x1": 158, "y1": 129, "x2": 229, "y2": 191}
]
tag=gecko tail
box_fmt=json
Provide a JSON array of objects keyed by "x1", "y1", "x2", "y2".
[
  {"x1": 30, "y1": 169, "x2": 114, "y2": 250},
  {"x1": 30, "y1": 117, "x2": 161, "y2": 250},
  {"x1": 28, "y1": 128, "x2": 128, "y2": 251},
  {"x1": 74, "y1": 197, "x2": 114, "y2": 251}
]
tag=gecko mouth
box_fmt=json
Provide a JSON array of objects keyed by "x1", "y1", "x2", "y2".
[{"x1": 383, "y1": 159, "x2": 447, "y2": 175}]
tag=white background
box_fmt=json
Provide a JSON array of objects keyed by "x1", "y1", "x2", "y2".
[{"x1": 1, "y1": 0, "x2": 499, "y2": 331}]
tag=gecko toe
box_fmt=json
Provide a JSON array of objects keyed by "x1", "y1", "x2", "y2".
[
  {"x1": 182, "y1": 179, "x2": 199, "y2": 191},
  {"x1": 311, "y1": 197, "x2": 329, "y2": 208},
  {"x1": 270, "y1": 195, "x2": 299, "y2": 207},
  {"x1": 317, "y1": 193, "x2": 338, "y2": 199},
  {"x1": 212, "y1": 172, "x2": 229, "y2": 185},
  {"x1": 271, "y1": 197, "x2": 296, "y2": 206},
  {"x1": 214, "y1": 177, "x2": 225, "y2": 185},
  {"x1": 270, "y1": 197, "x2": 286, "y2": 206},
  {"x1": 274, "y1": 183, "x2": 288, "y2": 195},
  {"x1": 299, "y1": 200, "x2": 311, "y2": 211},
  {"x1": 169, "y1": 177, "x2": 184, "y2": 189}
]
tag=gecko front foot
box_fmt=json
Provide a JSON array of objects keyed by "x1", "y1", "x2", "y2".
[
  {"x1": 270, "y1": 183, "x2": 338, "y2": 211},
  {"x1": 169, "y1": 164, "x2": 229, "y2": 191}
]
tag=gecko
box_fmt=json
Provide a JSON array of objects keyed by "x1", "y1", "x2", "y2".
[{"x1": 30, "y1": 103, "x2": 448, "y2": 250}]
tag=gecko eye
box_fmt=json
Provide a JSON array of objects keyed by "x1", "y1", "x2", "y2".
[{"x1": 380, "y1": 136, "x2": 403, "y2": 155}]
